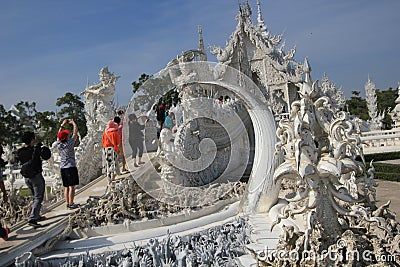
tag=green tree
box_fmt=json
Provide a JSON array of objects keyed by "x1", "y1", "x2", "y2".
[
  {"x1": 131, "y1": 74, "x2": 175, "y2": 113},
  {"x1": 35, "y1": 111, "x2": 58, "y2": 146},
  {"x1": 345, "y1": 91, "x2": 369, "y2": 121},
  {"x1": 14, "y1": 101, "x2": 37, "y2": 131},
  {"x1": 0, "y1": 105, "x2": 18, "y2": 145},
  {"x1": 132, "y1": 73, "x2": 151, "y2": 94},
  {"x1": 56, "y1": 92, "x2": 87, "y2": 138}
]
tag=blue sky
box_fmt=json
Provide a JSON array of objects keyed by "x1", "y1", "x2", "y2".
[{"x1": 1, "y1": 0, "x2": 399, "y2": 112}]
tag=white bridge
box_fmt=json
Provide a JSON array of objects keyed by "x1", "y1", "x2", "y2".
[{"x1": 360, "y1": 128, "x2": 400, "y2": 155}]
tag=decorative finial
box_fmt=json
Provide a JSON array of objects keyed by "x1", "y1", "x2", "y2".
[
  {"x1": 303, "y1": 57, "x2": 311, "y2": 73},
  {"x1": 300, "y1": 58, "x2": 313, "y2": 96},
  {"x1": 257, "y1": 0, "x2": 263, "y2": 24},
  {"x1": 198, "y1": 25, "x2": 207, "y2": 61},
  {"x1": 256, "y1": 0, "x2": 268, "y2": 34}
]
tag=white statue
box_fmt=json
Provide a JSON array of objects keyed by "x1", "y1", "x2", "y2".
[
  {"x1": 389, "y1": 83, "x2": 400, "y2": 128},
  {"x1": 81, "y1": 67, "x2": 120, "y2": 132},
  {"x1": 76, "y1": 67, "x2": 120, "y2": 185},
  {"x1": 365, "y1": 76, "x2": 384, "y2": 130}
]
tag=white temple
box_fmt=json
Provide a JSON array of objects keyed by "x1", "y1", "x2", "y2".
[{"x1": 3, "y1": 1, "x2": 400, "y2": 266}]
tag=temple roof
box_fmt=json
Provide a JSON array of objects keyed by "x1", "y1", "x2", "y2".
[{"x1": 210, "y1": 0, "x2": 302, "y2": 88}]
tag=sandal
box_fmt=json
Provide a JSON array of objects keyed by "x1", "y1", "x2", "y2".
[
  {"x1": 2, "y1": 227, "x2": 9, "y2": 241},
  {"x1": 134, "y1": 163, "x2": 139, "y2": 167}
]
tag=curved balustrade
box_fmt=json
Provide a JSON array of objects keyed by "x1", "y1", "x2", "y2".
[{"x1": 360, "y1": 128, "x2": 400, "y2": 154}]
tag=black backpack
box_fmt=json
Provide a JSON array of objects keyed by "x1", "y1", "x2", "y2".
[
  {"x1": 20, "y1": 159, "x2": 37, "y2": 178},
  {"x1": 19, "y1": 145, "x2": 51, "y2": 178}
]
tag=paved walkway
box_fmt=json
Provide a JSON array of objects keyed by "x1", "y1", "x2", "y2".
[
  {"x1": 375, "y1": 179, "x2": 400, "y2": 216},
  {"x1": 0, "y1": 173, "x2": 112, "y2": 266}
]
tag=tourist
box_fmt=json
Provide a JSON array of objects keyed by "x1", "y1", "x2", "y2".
[
  {"x1": 0, "y1": 145, "x2": 10, "y2": 240},
  {"x1": 224, "y1": 95, "x2": 231, "y2": 104},
  {"x1": 128, "y1": 113, "x2": 149, "y2": 167},
  {"x1": 102, "y1": 120, "x2": 121, "y2": 182},
  {"x1": 156, "y1": 102, "x2": 166, "y2": 130},
  {"x1": 164, "y1": 111, "x2": 175, "y2": 131},
  {"x1": 117, "y1": 109, "x2": 125, "y2": 121},
  {"x1": 114, "y1": 115, "x2": 127, "y2": 173},
  {"x1": 56, "y1": 119, "x2": 80, "y2": 210},
  {"x1": 169, "y1": 102, "x2": 182, "y2": 127},
  {"x1": 15, "y1": 131, "x2": 49, "y2": 227}
]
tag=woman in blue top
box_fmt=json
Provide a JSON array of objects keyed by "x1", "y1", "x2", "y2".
[{"x1": 163, "y1": 111, "x2": 175, "y2": 131}]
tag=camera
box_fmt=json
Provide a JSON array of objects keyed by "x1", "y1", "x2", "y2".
[{"x1": 40, "y1": 145, "x2": 52, "y2": 160}]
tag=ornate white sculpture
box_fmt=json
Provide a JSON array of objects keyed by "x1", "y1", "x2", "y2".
[
  {"x1": 319, "y1": 73, "x2": 346, "y2": 111},
  {"x1": 80, "y1": 67, "x2": 119, "y2": 131},
  {"x1": 33, "y1": 217, "x2": 251, "y2": 266},
  {"x1": 390, "y1": 83, "x2": 400, "y2": 128},
  {"x1": 267, "y1": 60, "x2": 399, "y2": 266},
  {"x1": 77, "y1": 67, "x2": 120, "y2": 185},
  {"x1": 365, "y1": 76, "x2": 384, "y2": 130}
]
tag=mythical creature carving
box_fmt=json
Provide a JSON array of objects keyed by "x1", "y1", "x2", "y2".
[{"x1": 209, "y1": 45, "x2": 232, "y2": 64}]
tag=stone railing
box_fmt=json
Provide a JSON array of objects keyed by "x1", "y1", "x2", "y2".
[
  {"x1": 4, "y1": 162, "x2": 62, "y2": 201},
  {"x1": 360, "y1": 128, "x2": 400, "y2": 154}
]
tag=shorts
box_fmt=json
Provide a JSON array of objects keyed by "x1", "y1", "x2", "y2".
[{"x1": 60, "y1": 167, "x2": 80, "y2": 187}]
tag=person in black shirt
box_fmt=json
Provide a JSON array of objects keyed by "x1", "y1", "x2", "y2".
[
  {"x1": 16, "y1": 131, "x2": 46, "y2": 227},
  {"x1": 0, "y1": 145, "x2": 10, "y2": 240},
  {"x1": 128, "y1": 113, "x2": 149, "y2": 167},
  {"x1": 156, "y1": 103, "x2": 166, "y2": 130}
]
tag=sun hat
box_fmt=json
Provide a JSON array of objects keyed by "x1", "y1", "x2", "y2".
[{"x1": 105, "y1": 120, "x2": 119, "y2": 132}]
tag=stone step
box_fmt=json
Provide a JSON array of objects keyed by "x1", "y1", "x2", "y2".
[{"x1": 236, "y1": 254, "x2": 257, "y2": 267}]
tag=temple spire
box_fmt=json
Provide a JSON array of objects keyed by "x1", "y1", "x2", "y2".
[
  {"x1": 256, "y1": 0, "x2": 268, "y2": 36},
  {"x1": 198, "y1": 25, "x2": 207, "y2": 61},
  {"x1": 365, "y1": 75, "x2": 383, "y2": 130},
  {"x1": 303, "y1": 57, "x2": 312, "y2": 85}
]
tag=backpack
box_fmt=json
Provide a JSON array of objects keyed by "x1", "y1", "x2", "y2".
[
  {"x1": 20, "y1": 159, "x2": 37, "y2": 178},
  {"x1": 19, "y1": 145, "x2": 51, "y2": 178}
]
